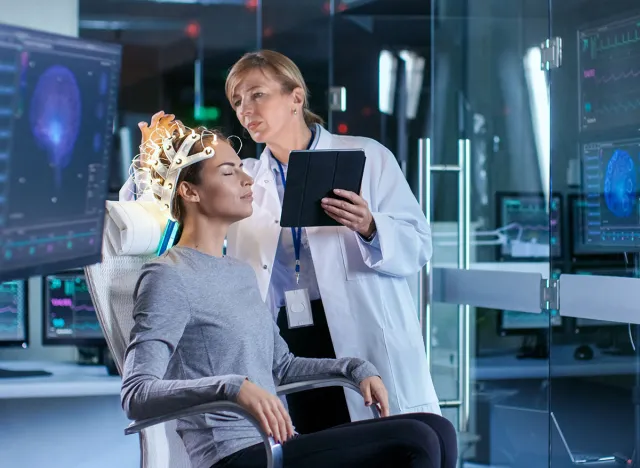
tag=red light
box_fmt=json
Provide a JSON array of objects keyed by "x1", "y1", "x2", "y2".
[
  {"x1": 338, "y1": 2, "x2": 348, "y2": 12},
  {"x1": 185, "y1": 21, "x2": 200, "y2": 39},
  {"x1": 322, "y1": 1, "x2": 331, "y2": 13},
  {"x1": 337, "y1": 123, "x2": 349, "y2": 134},
  {"x1": 264, "y1": 27, "x2": 273, "y2": 38},
  {"x1": 245, "y1": 0, "x2": 258, "y2": 11}
]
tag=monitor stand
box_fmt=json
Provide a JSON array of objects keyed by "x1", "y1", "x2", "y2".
[
  {"x1": 0, "y1": 367, "x2": 52, "y2": 378},
  {"x1": 77, "y1": 346, "x2": 119, "y2": 376},
  {"x1": 516, "y1": 331, "x2": 549, "y2": 360}
]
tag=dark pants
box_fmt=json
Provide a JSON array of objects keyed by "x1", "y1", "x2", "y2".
[
  {"x1": 214, "y1": 412, "x2": 458, "y2": 468},
  {"x1": 276, "y1": 299, "x2": 351, "y2": 434}
]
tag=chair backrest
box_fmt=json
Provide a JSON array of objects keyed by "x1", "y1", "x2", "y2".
[{"x1": 85, "y1": 201, "x2": 193, "y2": 468}]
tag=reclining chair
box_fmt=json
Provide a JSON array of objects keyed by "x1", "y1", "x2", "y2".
[{"x1": 84, "y1": 200, "x2": 378, "y2": 468}]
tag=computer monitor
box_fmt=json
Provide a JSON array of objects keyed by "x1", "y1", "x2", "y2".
[
  {"x1": 569, "y1": 194, "x2": 629, "y2": 259},
  {"x1": 0, "y1": 279, "x2": 27, "y2": 347},
  {"x1": 499, "y1": 309, "x2": 562, "y2": 333},
  {"x1": 579, "y1": 15, "x2": 640, "y2": 132},
  {"x1": 496, "y1": 192, "x2": 562, "y2": 261},
  {"x1": 0, "y1": 23, "x2": 121, "y2": 282},
  {"x1": 42, "y1": 270, "x2": 104, "y2": 346},
  {"x1": 579, "y1": 138, "x2": 640, "y2": 252}
]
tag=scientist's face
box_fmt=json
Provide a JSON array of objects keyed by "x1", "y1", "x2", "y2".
[
  {"x1": 231, "y1": 68, "x2": 301, "y2": 144},
  {"x1": 178, "y1": 140, "x2": 254, "y2": 224}
]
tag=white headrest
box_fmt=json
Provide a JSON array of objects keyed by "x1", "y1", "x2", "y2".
[{"x1": 105, "y1": 200, "x2": 169, "y2": 256}]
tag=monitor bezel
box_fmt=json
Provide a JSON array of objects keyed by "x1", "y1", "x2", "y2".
[
  {"x1": 0, "y1": 279, "x2": 29, "y2": 348},
  {"x1": 568, "y1": 193, "x2": 640, "y2": 258},
  {"x1": 0, "y1": 21, "x2": 121, "y2": 284},
  {"x1": 41, "y1": 270, "x2": 105, "y2": 347},
  {"x1": 495, "y1": 191, "x2": 563, "y2": 262}
]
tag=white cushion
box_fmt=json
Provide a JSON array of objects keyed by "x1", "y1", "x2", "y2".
[{"x1": 106, "y1": 201, "x2": 169, "y2": 256}]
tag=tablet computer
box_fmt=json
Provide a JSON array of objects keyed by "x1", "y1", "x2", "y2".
[{"x1": 280, "y1": 149, "x2": 366, "y2": 228}]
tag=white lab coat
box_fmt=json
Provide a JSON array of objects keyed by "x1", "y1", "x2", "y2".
[{"x1": 227, "y1": 125, "x2": 441, "y2": 421}]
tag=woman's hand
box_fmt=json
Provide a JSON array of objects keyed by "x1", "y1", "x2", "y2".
[
  {"x1": 321, "y1": 189, "x2": 376, "y2": 239},
  {"x1": 138, "y1": 110, "x2": 185, "y2": 147},
  {"x1": 236, "y1": 379, "x2": 294, "y2": 444},
  {"x1": 359, "y1": 376, "x2": 390, "y2": 417}
]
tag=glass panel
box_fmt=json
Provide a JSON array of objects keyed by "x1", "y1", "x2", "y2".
[
  {"x1": 430, "y1": 0, "x2": 552, "y2": 465},
  {"x1": 550, "y1": 0, "x2": 640, "y2": 466},
  {"x1": 77, "y1": 1, "x2": 260, "y2": 198},
  {"x1": 262, "y1": 0, "x2": 332, "y2": 129}
]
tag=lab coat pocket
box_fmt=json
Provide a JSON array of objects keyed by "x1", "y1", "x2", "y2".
[
  {"x1": 338, "y1": 230, "x2": 376, "y2": 281},
  {"x1": 382, "y1": 327, "x2": 430, "y2": 411}
]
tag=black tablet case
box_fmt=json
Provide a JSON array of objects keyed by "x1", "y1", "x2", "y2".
[{"x1": 280, "y1": 149, "x2": 366, "y2": 228}]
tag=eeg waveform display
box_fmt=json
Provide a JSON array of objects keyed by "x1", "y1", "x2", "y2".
[
  {"x1": 579, "y1": 16, "x2": 640, "y2": 131},
  {"x1": 0, "y1": 280, "x2": 26, "y2": 344},
  {"x1": 580, "y1": 138, "x2": 640, "y2": 251},
  {"x1": 0, "y1": 24, "x2": 121, "y2": 282},
  {"x1": 44, "y1": 273, "x2": 103, "y2": 342},
  {"x1": 497, "y1": 194, "x2": 561, "y2": 260}
]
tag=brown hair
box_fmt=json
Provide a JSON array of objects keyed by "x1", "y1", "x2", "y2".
[
  {"x1": 225, "y1": 49, "x2": 324, "y2": 127},
  {"x1": 151, "y1": 126, "x2": 226, "y2": 223}
]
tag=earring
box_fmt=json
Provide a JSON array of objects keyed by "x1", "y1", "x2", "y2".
[{"x1": 293, "y1": 108, "x2": 298, "y2": 115}]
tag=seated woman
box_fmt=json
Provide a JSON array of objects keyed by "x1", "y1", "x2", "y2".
[{"x1": 121, "y1": 122, "x2": 457, "y2": 468}]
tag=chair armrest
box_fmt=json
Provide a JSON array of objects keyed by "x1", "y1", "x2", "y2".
[
  {"x1": 124, "y1": 401, "x2": 282, "y2": 468},
  {"x1": 277, "y1": 377, "x2": 380, "y2": 418}
]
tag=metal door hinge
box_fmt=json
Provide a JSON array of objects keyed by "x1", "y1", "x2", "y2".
[
  {"x1": 540, "y1": 37, "x2": 562, "y2": 70},
  {"x1": 540, "y1": 278, "x2": 559, "y2": 311}
]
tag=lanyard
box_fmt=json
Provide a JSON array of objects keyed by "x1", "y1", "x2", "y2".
[{"x1": 274, "y1": 158, "x2": 302, "y2": 284}]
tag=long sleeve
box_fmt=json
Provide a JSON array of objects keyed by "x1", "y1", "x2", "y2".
[
  {"x1": 271, "y1": 321, "x2": 378, "y2": 387},
  {"x1": 356, "y1": 142, "x2": 432, "y2": 277},
  {"x1": 121, "y1": 262, "x2": 246, "y2": 421}
]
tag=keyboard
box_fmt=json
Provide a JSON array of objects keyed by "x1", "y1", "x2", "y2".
[{"x1": 0, "y1": 368, "x2": 52, "y2": 378}]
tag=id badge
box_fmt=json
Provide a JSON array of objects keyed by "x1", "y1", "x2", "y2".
[{"x1": 284, "y1": 288, "x2": 313, "y2": 329}]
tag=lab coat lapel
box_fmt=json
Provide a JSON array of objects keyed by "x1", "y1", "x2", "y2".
[{"x1": 315, "y1": 125, "x2": 334, "y2": 151}]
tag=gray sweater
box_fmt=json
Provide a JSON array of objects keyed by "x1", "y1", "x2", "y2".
[{"x1": 121, "y1": 246, "x2": 378, "y2": 468}]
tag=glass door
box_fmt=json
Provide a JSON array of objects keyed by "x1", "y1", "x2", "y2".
[
  {"x1": 549, "y1": 0, "x2": 640, "y2": 466},
  {"x1": 330, "y1": 0, "x2": 554, "y2": 465},
  {"x1": 428, "y1": 1, "x2": 554, "y2": 465}
]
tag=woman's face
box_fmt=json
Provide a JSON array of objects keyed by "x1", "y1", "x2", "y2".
[
  {"x1": 231, "y1": 68, "x2": 301, "y2": 144},
  {"x1": 179, "y1": 139, "x2": 254, "y2": 224}
]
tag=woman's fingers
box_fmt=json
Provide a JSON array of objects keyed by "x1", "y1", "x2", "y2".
[
  {"x1": 333, "y1": 189, "x2": 366, "y2": 206},
  {"x1": 271, "y1": 400, "x2": 288, "y2": 443},
  {"x1": 256, "y1": 406, "x2": 273, "y2": 439},
  {"x1": 322, "y1": 203, "x2": 360, "y2": 223},
  {"x1": 262, "y1": 403, "x2": 282, "y2": 442},
  {"x1": 372, "y1": 383, "x2": 390, "y2": 417},
  {"x1": 149, "y1": 110, "x2": 165, "y2": 126},
  {"x1": 277, "y1": 399, "x2": 295, "y2": 439},
  {"x1": 361, "y1": 381, "x2": 372, "y2": 406}
]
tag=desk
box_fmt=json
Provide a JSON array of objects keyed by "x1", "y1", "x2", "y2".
[
  {"x1": 0, "y1": 360, "x2": 121, "y2": 399},
  {"x1": 0, "y1": 360, "x2": 137, "y2": 468}
]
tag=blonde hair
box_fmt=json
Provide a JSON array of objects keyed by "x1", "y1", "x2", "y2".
[{"x1": 225, "y1": 50, "x2": 324, "y2": 127}]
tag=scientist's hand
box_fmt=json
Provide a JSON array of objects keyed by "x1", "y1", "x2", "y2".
[
  {"x1": 321, "y1": 189, "x2": 376, "y2": 238},
  {"x1": 359, "y1": 376, "x2": 390, "y2": 417},
  {"x1": 236, "y1": 379, "x2": 294, "y2": 444},
  {"x1": 138, "y1": 110, "x2": 185, "y2": 148}
]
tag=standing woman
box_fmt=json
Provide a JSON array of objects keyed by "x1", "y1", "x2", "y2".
[{"x1": 224, "y1": 50, "x2": 440, "y2": 433}]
